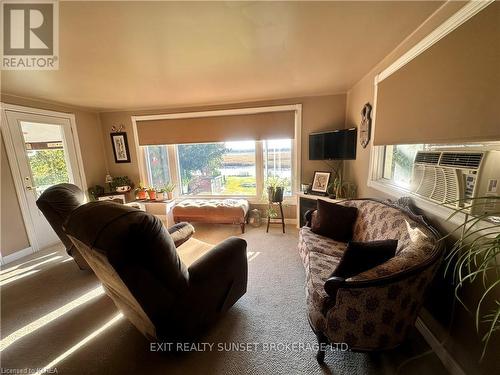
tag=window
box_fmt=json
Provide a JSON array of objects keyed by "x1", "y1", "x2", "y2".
[
  {"x1": 381, "y1": 144, "x2": 424, "y2": 188},
  {"x1": 144, "y1": 145, "x2": 171, "y2": 187},
  {"x1": 142, "y1": 138, "x2": 295, "y2": 200},
  {"x1": 377, "y1": 142, "x2": 500, "y2": 190},
  {"x1": 263, "y1": 139, "x2": 292, "y2": 196},
  {"x1": 177, "y1": 141, "x2": 256, "y2": 196}
]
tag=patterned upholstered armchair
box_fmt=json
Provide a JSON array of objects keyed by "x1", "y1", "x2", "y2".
[{"x1": 298, "y1": 198, "x2": 444, "y2": 362}]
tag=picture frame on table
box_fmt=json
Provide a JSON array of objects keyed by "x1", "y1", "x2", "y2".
[
  {"x1": 311, "y1": 171, "x2": 331, "y2": 195},
  {"x1": 111, "y1": 132, "x2": 131, "y2": 163}
]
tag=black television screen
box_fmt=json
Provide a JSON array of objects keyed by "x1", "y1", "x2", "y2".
[{"x1": 309, "y1": 128, "x2": 357, "y2": 160}]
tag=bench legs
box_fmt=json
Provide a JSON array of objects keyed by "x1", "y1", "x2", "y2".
[{"x1": 240, "y1": 223, "x2": 245, "y2": 234}]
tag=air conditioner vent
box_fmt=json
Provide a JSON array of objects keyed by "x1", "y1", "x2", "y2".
[
  {"x1": 439, "y1": 152, "x2": 483, "y2": 169},
  {"x1": 415, "y1": 166, "x2": 436, "y2": 198},
  {"x1": 414, "y1": 152, "x2": 440, "y2": 165},
  {"x1": 430, "y1": 168, "x2": 446, "y2": 202},
  {"x1": 443, "y1": 168, "x2": 459, "y2": 205}
]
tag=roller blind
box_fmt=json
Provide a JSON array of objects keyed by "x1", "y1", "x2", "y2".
[
  {"x1": 374, "y1": 3, "x2": 500, "y2": 145},
  {"x1": 136, "y1": 111, "x2": 295, "y2": 145}
]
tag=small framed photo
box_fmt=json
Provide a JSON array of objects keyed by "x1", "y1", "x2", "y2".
[
  {"x1": 111, "y1": 132, "x2": 131, "y2": 163},
  {"x1": 311, "y1": 171, "x2": 331, "y2": 194}
]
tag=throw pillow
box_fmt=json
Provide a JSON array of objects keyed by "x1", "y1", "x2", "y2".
[
  {"x1": 310, "y1": 199, "x2": 358, "y2": 242},
  {"x1": 332, "y1": 239, "x2": 398, "y2": 279}
]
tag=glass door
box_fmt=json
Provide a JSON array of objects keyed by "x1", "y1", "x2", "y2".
[{"x1": 4, "y1": 110, "x2": 83, "y2": 251}]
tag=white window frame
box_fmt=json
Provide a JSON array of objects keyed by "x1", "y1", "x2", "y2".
[
  {"x1": 367, "y1": 0, "x2": 494, "y2": 224},
  {"x1": 131, "y1": 104, "x2": 302, "y2": 204}
]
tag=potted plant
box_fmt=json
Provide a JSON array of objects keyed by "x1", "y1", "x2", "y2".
[
  {"x1": 164, "y1": 183, "x2": 176, "y2": 200},
  {"x1": 134, "y1": 182, "x2": 147, "y2": 200},
  {"x1": 265, "y1": 207, "x2": 279, "y2": 219},
  {"x1": 442, "y1": 196, "x2": 500, "y2": 361},
  {"x1": 156, "y1": 187, "x2": 165, "y2": 201},
  {"x1": 327, "y1": 172, "x2": 357, "y2": 199},
  {"x1": 110, "y1": 176, "x2": 133, "y2": 193},
  {"x1": 147, "y1": 187, "x2": 157, "y2": 200},
  {"x1": 88, "y1": 185, "x2": 105, "y2": 201},
  {"x1": 266, "y1": 176, "x2": 287, "y2": 203}
]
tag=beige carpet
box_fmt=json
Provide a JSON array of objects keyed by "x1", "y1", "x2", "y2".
[{"x1": 1, "y1": 224, "x2": 449, "y2": 375}]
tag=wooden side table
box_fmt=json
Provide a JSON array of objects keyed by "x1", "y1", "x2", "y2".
[{"x1": 266, "y1": 201, "x2": 285, "y2": 233}]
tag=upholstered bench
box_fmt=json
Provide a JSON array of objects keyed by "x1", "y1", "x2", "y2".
[{"x1": 173, "y1": 199, "x2": 249, "y2": 233}]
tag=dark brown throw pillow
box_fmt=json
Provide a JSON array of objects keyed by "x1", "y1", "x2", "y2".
[
  {"x1": 332, "y1": 239, "x2": 398, "y2": 279},
  {"x1": 310, "y1": 200, "x2": 358, "y2": 242}
]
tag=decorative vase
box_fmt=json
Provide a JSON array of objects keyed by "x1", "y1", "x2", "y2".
[
  {"x1": 137, "y1": 190, "x2": 147, "y2": 200},
  {"x1": 148, "y1": 191, "x2": 156, "y2": 200},
  {"x1": 166, "y1": 191, "x2": 174, "y2": 200},
  {"x1": 156, "y1": 192, "x2": 164, "y2": 201},
  {"x1": 248, "y1": 209, "x2": 262, "y2": 227}
]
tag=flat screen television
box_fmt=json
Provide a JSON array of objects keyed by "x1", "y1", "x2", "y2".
[{"x1": 309, "y1": 128, "x2": 357, "y2": 160}]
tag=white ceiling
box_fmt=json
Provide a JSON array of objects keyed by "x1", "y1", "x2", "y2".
[{"x1": 1, "y1": 1, "x2": 443, "y2": 111}]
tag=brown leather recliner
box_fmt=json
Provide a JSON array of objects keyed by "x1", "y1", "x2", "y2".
[
  {"x1": 64, "y1": 201, "x2": 248, "y2": 342},
  {"x1": 36, "y1": 183, "x2": 90, "y2": 270}
]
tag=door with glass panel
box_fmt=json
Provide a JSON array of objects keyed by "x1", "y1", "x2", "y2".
[{"x1": 4, "y1": 110, "x2": 83, "y2": 251}]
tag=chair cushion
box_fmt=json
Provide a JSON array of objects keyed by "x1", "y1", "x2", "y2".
[
  {"x1": 177, "y1": 237, "x2": 214, "y2": 267},
  {"x1": 311, "y1": 199, "x2": 358, "y2": 242},
  {"x1": 332, "y1": 240, "x2": 398, "y2": 279},
  {"x1": 305, "y1": 251, "x2": 342, "y2": 313},
  {"x1": 298, "y1": 227, "x2": 347, "y2": 265},
  {"x1": 173, "y1": 199, "x2": 249, "y2": 221}
]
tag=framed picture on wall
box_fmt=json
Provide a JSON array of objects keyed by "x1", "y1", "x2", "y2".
[
  {"x1": 311, "y1": 171, "x2": 331, "y2": 195},
  {"x1": 111, "y1": 132, "x2": 131, "y2": 163}
]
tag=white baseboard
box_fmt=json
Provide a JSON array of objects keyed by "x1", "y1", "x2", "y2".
[
  {"x1": 415, "y1": 317, "x2": 466, "y2": 375},
  {"x1": 1, "y1": 246, "x2": 34, "y2": 265}
]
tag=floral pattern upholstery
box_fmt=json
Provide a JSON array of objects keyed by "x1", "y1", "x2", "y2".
[{"x1": 298, "y1": 199, "x2": 443, "y2": 351}]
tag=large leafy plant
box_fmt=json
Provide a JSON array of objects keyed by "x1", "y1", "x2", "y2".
[{"x1": 443, "y1": 196, "x2": 500, "y2": 361}]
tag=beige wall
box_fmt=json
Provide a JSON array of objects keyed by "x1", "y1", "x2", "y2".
[
  {"x1": 1, "y1": 135, "x2": 30, "y2": 256},
  {"x1": 0, "y1": 94, "x2": 107, "y2": 257},
  {"x1": 343, "y1": 2, "x2": 498, "y2": 374},
  {"x1": 99, "y1": 93, "x2": 347, "y2": 198}
]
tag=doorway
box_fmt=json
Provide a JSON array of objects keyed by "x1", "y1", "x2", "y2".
[{"x1": 1, "y1": 104, "x2": 86, "y2": 254}]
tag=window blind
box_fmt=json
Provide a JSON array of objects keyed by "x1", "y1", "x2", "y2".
[
  {"x1": 136, "y1": 110, "x2": 295, "y2": 145},
  {"x1": 374, "y1": 3, "x2": 500, "y2": 145}
]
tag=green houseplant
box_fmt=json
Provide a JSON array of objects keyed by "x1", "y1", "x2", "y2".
[
  {"x1": 156, "y1": 187, "x2": 165, "y2": 201},
  {"x1": 147, "y1": 187, "x2": 157, "y2": 200},
  {"x1": 265, "y1": 176, "x2": 288, "y2": 203},
  {"x1": 442, "y1": 196, "x2": 500, "y2": 361},
  {"x1": 134, "y1": 182, "x2": 147, "y2": 200},
  {"x1": 326, "y1": 170, "x2": 357, "y2": 199},
  {"x1": 164, "y1": 183, "x2": 176, "y2": 200},
  {"x1": 110, "y1": 176, "x2": 133, "y2": 192},
  {"x1": 88, "y1": 185, "x2": 105, "y2": 201}
]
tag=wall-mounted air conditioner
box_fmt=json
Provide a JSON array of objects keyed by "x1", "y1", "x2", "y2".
[{"x1": 410, "y1": 150, "x2": 499, "y2": 215}]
